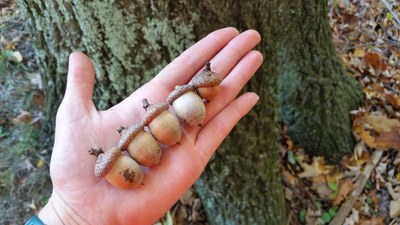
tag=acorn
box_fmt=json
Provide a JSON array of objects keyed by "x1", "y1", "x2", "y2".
[
  {"x1": 167, "y1": 84, "x2": 206, "y2": 127},
  {"x1": 190, "y1": 62, "x2": 222, "y2": 101},
  {"x1": 118, "y1": 124, "x2": 162, "y2": 167},
  {"x1": 142, "y1": 98, "x2": 182, "y2": 145},
  {"x1": 89, "y1": 147, "x2": 144, "y2": 189}
]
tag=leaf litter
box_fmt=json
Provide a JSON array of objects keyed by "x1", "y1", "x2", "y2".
[
  {"x1": 0, "y1": 1, "x2": 53, "y2": 224},
  {"x1": 285, "y1": 0, "x2": 400, "y2": 224}
]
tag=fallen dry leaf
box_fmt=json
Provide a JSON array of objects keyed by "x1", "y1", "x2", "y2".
[
  {"x1": 390, "y1": 199, "x2": 400, "y2": 218},
  {"x1": 369, "y1": 189, "x2": 380, "y2": 209},
  {"x1": 333, "y1": 178, "x2": 355, "y2": 206},
  {"x1": 284, "y1": 187, "x2": 293, "y2": 201},
  {"x1": 343, "y1": 208, "x2": 360, "y2": 225},
  {"x1": 358, "y1": 216, "x2": 384, "y2": 225},
  {"x1": 311, "y1": 175, "x2": 333, "y2": 199},
  {"x1": 353, "y1": 114, "x2": 400, "y2": 151},
  {"x1": 374, "y1": 126, "x2": 400, "y2": 150},
  {"x1": 386, "y1": 94, "x2": 400, "y2": 109},
  {"x1": 364, "y1": 52, "x2": 387, "y2": 71},
  {"x1": 281, "y1": 170, "x2": 298, "y2": 188},
  {"x1": 32, "y1": 90, "x2": 46, "y2": 109},
  {"x1": 353, "y1": 48, "x2": 366, "y2": 57},
  {"x1": 11, "y1": 110, "x2": 32, "y2": 125},
  {"x1": 325, "y1": 169, "x2": 344, "y2": 184},
  {"x1": 298, "y1": 157, "x2": 333, "y2": 178}
]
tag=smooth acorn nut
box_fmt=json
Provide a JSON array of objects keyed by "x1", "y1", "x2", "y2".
[
  {"x1": 142, "y1": 98, "x2": 182, "y2": 145},
  {"x1": 89, "y1": 147, "x2": 144, "y2": 189},
  {"x1": 167, "y1": 84, "x2": 206, "y2": 126},
  {"x1": 190, "y1": 62, "x2": 222, "y2": 101},
  {"x1": 118, "y1": 124, "x2": 162, "y2": 167}
]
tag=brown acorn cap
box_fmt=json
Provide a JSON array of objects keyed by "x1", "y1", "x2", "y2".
[
  {"x1": 167, "y1": 84, "x2": 195, "y2": 105},
  {"x1": 142, "y1": 99, "x2": 169, "y2": 126},
  {"x1": 89, "y1": 147, "x2": 122, "y2": 177},
  {"x1": 117, "y1": 124, "x2": 144, "y2": 151},
  {"x1": 190, "y1": 62, "x2": 222, "y2": 88}
]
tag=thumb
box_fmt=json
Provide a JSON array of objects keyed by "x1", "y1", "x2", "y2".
[{"x1": 63, "y1": 52, "x2": 96, "y2": 108}]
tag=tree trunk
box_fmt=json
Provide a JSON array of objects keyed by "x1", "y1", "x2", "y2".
[
  {"x1": 278, "y1": 1, "x2": 363, "y2": 162},
  {"x1": 18, "y1": 0, "x2": 362, "y2": 224}
]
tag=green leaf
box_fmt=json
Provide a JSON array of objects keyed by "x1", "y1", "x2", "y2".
[
  {"x1": 287, "y1": 151, "x2": 296, "y2": 164},
  {"x1": 321, "y1": 212, "x2": 332, "y2": 223},
  {"x1": 365, "y1": 180, "x2": 375, "y2": 190},
  {"x1": 366, "y1": 196, "x2": 373, "y2": 204},
  {"x1": 299, "y1": 209, "x2": 306, "y2": 223},
  {"x1": 328, "y1": 207, "x2": 337, "y2": 217},
  {"x1": 328, "y1": 192, "x2": 337, "y2": 200},
  {"x1": 312, "y1": 201, "x2": 322, "y2": 210},
  {"x1": 162, "y1": 211, "x2": 173, "y2": 225},
  {"x1": 3, "y1": 50, "x2": 22, "y2": 63},
  {"x1": 386, "y1": 12, "x2": 394, "y2": 20},
  {"x1": 327, "y1": 182, "x2": 338, "y2": 192},
  {"x1": 0, "y1": 127, "x2": 10, "y2": 138}
]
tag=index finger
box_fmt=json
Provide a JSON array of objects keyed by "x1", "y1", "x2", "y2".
[
  {"x1": 109, "y1": 27, "x2": 240, "y2": 121},
  {"x1": 151, "y1": 27, "x2": 240, "y2": 89},
  {"x1": 103, "y1": 27, "x2": 239, "y2": 131}
]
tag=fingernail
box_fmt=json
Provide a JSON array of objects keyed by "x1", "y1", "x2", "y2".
[{"x1": 253, "y1": 92, "x2": 260, "y2": 101}]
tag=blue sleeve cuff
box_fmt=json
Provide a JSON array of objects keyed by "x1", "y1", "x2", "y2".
[{"x1": 25, "y1": 215, "x2": 45, "y2": 225}]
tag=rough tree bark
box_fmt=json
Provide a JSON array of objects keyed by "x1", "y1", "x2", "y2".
[
  {"x1": 19, "y1": 0, "x2": 362, "y2": 224},
  {"x1": 278, "y1": 1, "x2": 363, "y2": 162}
]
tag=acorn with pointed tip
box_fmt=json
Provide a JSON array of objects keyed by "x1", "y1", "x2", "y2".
[
  {"x1": 142, "y1": 98, "x2": 182, "y2": 145},
  {"x1": 118, "y1": 124, "x2": 162, "y2": 167},
  {"x1": 167, "y1": 84, "x2": 206, "y2": 126},
  {"x1": 190, "y1": 62, "x2": 222, "y2": 101},
  {"x1": 89, "y1": 147, "x2": 144, "y2": 189}
]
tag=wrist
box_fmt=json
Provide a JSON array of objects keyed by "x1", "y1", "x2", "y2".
[
  {"x1": 38, "y1": 192, "x2": 88, "y2": 225},
  {"x1": 38, "y1": 200, "x2": 62, "y2": 225}
]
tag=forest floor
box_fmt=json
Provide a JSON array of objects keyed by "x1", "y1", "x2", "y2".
[
  {"x1": 284, "y1": 1, "x2": 400, "y2": 225},
  {"x1": 0, "y1": 0, "x2": 399, "y2": 225},
  {"x1": 0, "y1": 1, "x2": 51, "y2": 224}
]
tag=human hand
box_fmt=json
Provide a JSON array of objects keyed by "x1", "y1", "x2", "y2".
[{"x1": 37, "y1": 27, "x2": 262, "y2": 225}]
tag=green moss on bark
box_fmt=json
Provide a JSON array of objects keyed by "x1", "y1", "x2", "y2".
[
  {"x1": 278, "y1": 1, "x2": 363, "y2": 162},
  {"x1": 19, "y1": 0, "x2": 200, "y2": 112}
]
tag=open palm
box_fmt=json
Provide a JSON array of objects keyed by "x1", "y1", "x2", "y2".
[{"x1": 38, "y1": 27, "x2": 263, "y2": 225}]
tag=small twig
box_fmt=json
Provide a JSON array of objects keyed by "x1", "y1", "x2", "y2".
[
  {"x1": 381, "y1": 0, "x2": 400, "y2": 25},
  {"x1": 329, "y1": 150, "x2": 383, "y2": 225}
]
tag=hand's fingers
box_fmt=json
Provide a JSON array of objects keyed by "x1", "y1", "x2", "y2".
[
  {"x1": 151, "y1": 27, "x2": 239, "y2": 89},
  {"x1": 203, "y1": 50, "x2": 263, "y2": 125},
  {"x1": 208, "y1": 29, "x2": 261, "y2": 79},
  {"x1": 196, "y1": 92, "x2": 259, "y2": 166},
  {"x1": 109, "y1": 29, "x2": 260, "y2": 127},
  {"x1": 106, "y1": 27, "x2": 240, "y2": 126},
  {"x1": 63, "y1": 52, "x2": 96, "y2": 107}
]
